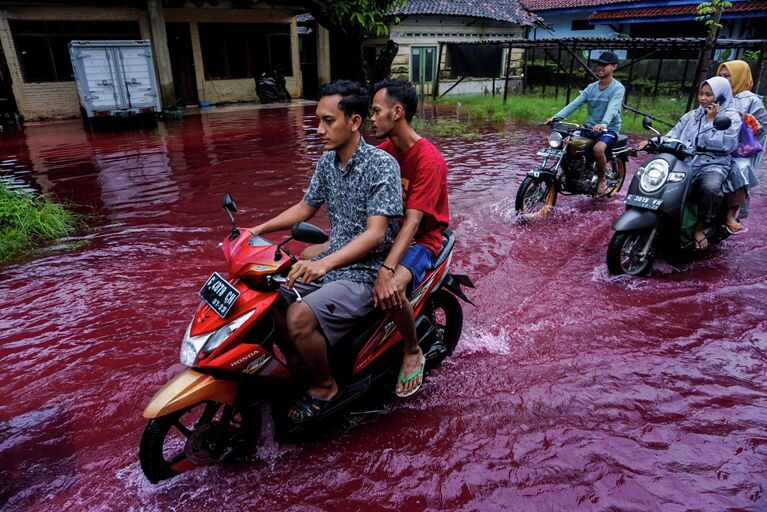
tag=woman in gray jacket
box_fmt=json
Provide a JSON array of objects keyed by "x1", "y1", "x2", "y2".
[
  {"x1": 718, "y1": 60, "x2": 766, "y2": 233},
  {"x1": 663, "y1": 76, "x2": 742, "y2": 249}
]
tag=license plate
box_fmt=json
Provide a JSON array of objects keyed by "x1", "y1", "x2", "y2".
[
  {"x1": 198, "y1": 272, "x2": 240, "y2": 318},
  {"x1": 537, "y1": 148, "x2": 564, "y2": 158},
  {"x1": 626, "y1": 194, "x2": 663, "y2": 210}
]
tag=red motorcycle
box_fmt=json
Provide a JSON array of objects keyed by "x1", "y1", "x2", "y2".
[{"x1": 139, "y1": 194, "x2": 473, "y2": 483}]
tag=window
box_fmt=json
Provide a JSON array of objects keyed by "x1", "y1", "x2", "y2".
[
  {"x1": 571, "y1": 19, "x2": 593, "y2": 31},
  {"x1": 10, "y1": 20, "x2": 140, "y2": 82},
  {"x1": 199, "y1": 23, "x2": 292, "y2": 80}
]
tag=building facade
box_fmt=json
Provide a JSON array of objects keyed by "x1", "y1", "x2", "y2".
[
  {"x1": 374, "y1": 0, "x2": 540, "y2": 97},
  {"x1": 0, "y1": 0, "x2": 326, "y2": 121}
]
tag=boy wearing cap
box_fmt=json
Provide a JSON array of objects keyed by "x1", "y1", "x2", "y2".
[{"x1": 545, "y1": 51, "x2": 625, "y2": 195}]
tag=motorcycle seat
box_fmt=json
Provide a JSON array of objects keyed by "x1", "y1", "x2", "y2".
[
  {"x1": 329, "y1": 230, "x2": 455, "y2": 379},
  {"x1": 614, "y1": 134, "x2": 629, "y2": 148},
  {"x1": 606, "y1": 134, "x2": 629, "y2": 157}
]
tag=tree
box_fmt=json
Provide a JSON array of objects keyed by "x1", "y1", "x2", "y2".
[
  {"x1": 300, "y1": 0, "x2": 404, "y2": 85},
  {"x1": 695, "y1": 0, "x2": 732, "y2": 86}
]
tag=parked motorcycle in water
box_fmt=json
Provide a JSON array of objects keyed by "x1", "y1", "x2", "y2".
[
  {"x1": 606, "y1": 115, "x2": 733, "y2": 276},
  {"x1": 255, "y1": 70, "x2": 291, "y2": 104},
  {"x1": 138, "y1": 194, "x2": 474, "y2": 483},
  {"x1": 515, "y1": 120, "x2": 629, "y2": 217}
]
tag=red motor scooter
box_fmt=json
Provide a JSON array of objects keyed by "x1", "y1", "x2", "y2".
[{"x1": 138, "y1": 193, "x2": 473, "y2": 483}]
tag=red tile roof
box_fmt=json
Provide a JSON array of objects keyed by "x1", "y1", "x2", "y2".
[
  {"x1": 521, "y1": 0, "x2": 637, "y2": 11},
  {"x1": 588, "y1": 1, "x2": 767, "y2": 20}
]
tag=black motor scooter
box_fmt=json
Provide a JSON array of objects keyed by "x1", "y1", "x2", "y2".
[
  {"x1": 255, "y1": 69, "x2": 291, "y2": 104},
  {"x1": 606, "y1": 115, "x2": 732, "y2": 276}
]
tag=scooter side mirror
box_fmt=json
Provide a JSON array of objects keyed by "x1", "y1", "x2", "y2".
[
  {"x1": 223, "y1": 193, "x2": 237, "y2": 213},
  {"x1": 291, "y1": 222, "x2": 328, "y2": 244},
  {"x1": 642, "y1": 116, "x2": 653, "y2": 130},
  {"x1": 713, "y1": 115, "x2": 732, "y2": 131}
]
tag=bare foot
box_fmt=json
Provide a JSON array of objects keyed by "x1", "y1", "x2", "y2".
[{"x1": 395, "y1": 347, "x2": 425, "y2": 397}]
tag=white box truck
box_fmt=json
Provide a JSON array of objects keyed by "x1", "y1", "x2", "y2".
[{"x1": 68, "y1": 40, "x2": 161, "y2": 128}]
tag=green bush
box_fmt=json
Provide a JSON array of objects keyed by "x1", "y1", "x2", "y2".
[{"x1": 0, "y1": 181, "x2": 81, "y2": 262}]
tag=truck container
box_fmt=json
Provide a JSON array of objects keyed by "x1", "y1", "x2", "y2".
[{"x1": 68, "y1": 40, "x2": 161, "y2": 128}]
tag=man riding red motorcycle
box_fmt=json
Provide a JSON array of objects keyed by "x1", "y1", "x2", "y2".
[
  {"x1": 138, "y1": 80, "x2": 473, "y2": 484},
  {"x1": 246, "y1": 80, "x2": 402, "y2": 423}
]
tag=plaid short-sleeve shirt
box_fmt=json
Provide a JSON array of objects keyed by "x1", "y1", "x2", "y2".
[{"x1": 303, "y1": 137, "x2": 402, "y2": 283}]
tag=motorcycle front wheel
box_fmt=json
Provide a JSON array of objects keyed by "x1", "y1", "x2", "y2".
[
  {"x1": 515, "y1": 176, "x2": 557, "y2": 218},
  {"x1": 139, "y1": 401, "x2": 260, "y2": 484},
  {"x1": 606, "y1": 230, "x2": 656, "y2": 276}
]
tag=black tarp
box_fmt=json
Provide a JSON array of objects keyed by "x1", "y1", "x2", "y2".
[{"x1": 447, "y1": 44, "x2": 503, "y2": 78}]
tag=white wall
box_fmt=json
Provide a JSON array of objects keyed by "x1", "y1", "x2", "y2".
[{"x1": 530, "y1": 13, "x2": 627, "y2": 59}]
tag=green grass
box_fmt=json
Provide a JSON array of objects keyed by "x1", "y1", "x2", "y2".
[
  {"x1": 412, "y1": 116, "x2": 480, "y2": 138},
  {"x1": 432, "y1": 91, "x2": 691, "y2": 134},
  {"x1": 0, "y1": 180, "x2": 82, "y2": 263}
]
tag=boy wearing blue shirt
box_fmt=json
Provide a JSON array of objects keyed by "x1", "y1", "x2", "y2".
[{"x1": 546, "y1": 51, "x2": 625, "y2": 195}]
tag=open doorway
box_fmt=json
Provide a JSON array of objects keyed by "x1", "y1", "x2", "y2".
[{"x1": 166, "y1": 22, "x2": 199, "y2": 107}]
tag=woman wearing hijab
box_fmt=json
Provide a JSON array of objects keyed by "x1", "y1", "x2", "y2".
[
  {"x1": 646, "y1": 77, "x2": 741, "y2": 249},
  {"x1": 718, "y1": 60, "x2": 767, "y2": 233}
]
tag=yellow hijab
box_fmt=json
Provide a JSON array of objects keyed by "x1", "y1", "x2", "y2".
[{"x1": 717, "y1": 60, "x2": 753, "y2": 95}]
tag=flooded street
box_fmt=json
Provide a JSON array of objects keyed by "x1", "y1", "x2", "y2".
[{"x1": 2, "y1": 105, "x2": 767, "y2": 511}]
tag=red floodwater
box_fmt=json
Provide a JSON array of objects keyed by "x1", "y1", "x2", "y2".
[{"x1": 2, "y1": 105, "x2": 767, "y2": 511}]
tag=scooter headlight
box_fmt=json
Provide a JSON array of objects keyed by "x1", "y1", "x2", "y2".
[
  {"x1": 180, "y1": 320, "x2": 211, "y2": 366},
  {"x1": 202, "y1": 309, "x2": 257, "y2": 353},
  {"x1": 548, "y1": 131, "x2": 564, "y2": 149},
  {"x1": 639, "y1": 159, "x2": 670, "y2": 193}
]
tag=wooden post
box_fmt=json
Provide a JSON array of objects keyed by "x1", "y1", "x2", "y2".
[
  {"x1": 503, "y1": 43, "x2": 512, "y2": 103},
  {"x1": 555, "y1": 45, "x2": 561, "y2": 99},
  {"x1": 680, "y1": 57, "x2": 690, "y2": 99},
  {"x1": 566, "y1": 43, "x2": 576, "y2": 104},
  {"x1": 523, "y1": 47, "x2": 529, "y2": 93},
  {"x1": 753, "y1": 44, "x2": 766, "y2": 92},
  {"x1": 432, "y1": 43, "x2": 443, "y2": 100},
  {"x1": 625, "y1": 57, "x2": 635, "y2": 105},
  {"x1": 688, "y1": 45, "x2": 706, "y2": 111},
  {"x1": 652, "y1": 58, "x2": 663, "y2": 97}
]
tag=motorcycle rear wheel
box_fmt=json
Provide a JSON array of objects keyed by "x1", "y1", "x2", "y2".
[
  {"x1": 422, "y1": 290, "x2": 463, "y2": 368},
  {"x1": 605, "y1": 158, "x2": 627, "y2": 197},
  {"x1": 607, "y1": 230, "x2": 655, "y2": 276},
  {"x1": 515, "y1": 176, "x2": 557, "y2": 218}
]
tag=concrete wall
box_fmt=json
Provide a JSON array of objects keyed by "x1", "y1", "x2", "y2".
[{"x1": 0, "y1": 4, "x2": 303, "y2": 120}]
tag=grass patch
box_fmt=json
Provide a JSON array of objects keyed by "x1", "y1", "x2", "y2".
[
  {"x1": 433, "y1": 91, "x2": 691, "y2": 134},
  {"x1": 0, "y1": 180, "x2": 82, "y2": 263},
  {"x1": 412, "y1": 116, "x2": 480, "y2": 138}
]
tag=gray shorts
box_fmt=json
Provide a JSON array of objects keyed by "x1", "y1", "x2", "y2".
[{"x1": 280, "y1": 279, "x2": 374, "y2": 346}]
